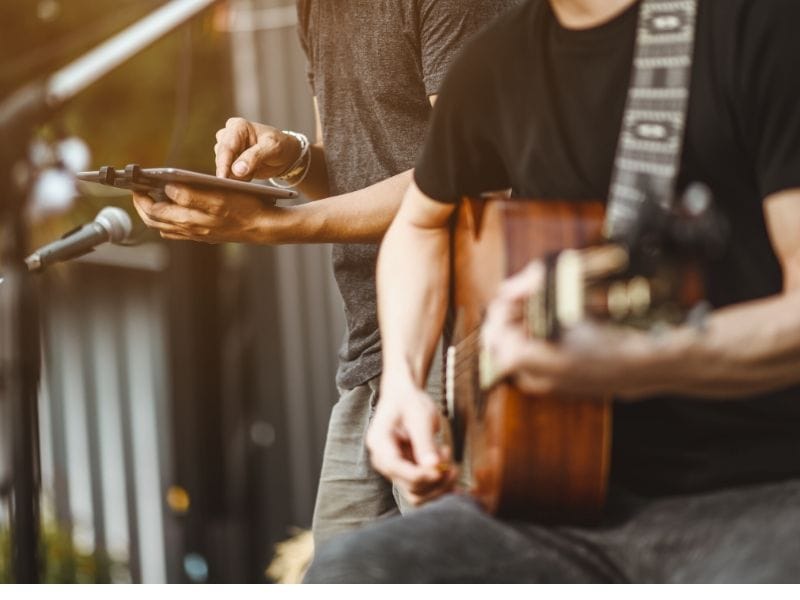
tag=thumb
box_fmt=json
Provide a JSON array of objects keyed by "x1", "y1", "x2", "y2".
[
  {"x1": 230, "y1": 138, "x2": 280, "y2": 180},
  {"x1": 406, "y1": 397, "x2": 442, "y2": 468},
  {"x1": 499, "y1": 260, "x2": 545, "y2": 301},
  {"x1": 229, "y1": 145, "x2": 263, "y2": 180}
]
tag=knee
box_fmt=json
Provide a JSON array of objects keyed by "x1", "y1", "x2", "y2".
[
  {"x1": 305, "y1": 495, "x2": 487, "y2": 583},
  {"x1": 304, "y1": 528, "x2": 408, "y2": 584}
]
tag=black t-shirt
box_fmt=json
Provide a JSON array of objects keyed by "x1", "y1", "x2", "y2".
[{"x1": 415, "y1": 0, "x2": 800, "y2": 495}]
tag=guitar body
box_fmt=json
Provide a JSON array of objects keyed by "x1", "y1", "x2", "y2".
[{"x1": 448, "y1": 197, "x2": 612, "y2": 522}]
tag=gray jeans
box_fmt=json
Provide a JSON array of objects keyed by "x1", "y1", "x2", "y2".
[
  {"x1": 306, "y1": 478, "x2": 800, "y2": 583},
  {"x1": 311, "y1": 378, "x2": 408, "y2": 548},
  {"x1": 312, "y1": 348, "x2": 445, "y2": 549}
]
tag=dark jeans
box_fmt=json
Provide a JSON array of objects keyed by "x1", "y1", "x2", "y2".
[{"x1": 305, "y1": 478, "x2": 800, "y2": 583}]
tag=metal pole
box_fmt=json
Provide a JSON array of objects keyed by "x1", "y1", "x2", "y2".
[
  {"x1": 0, "y1": 191, "x2": 42, "y2": 584},
  {"x1": 48, "y1": 0, "x2": 217, "y2": 106}
]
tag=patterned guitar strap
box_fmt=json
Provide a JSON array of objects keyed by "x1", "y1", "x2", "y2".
[{"x1": 604, "y1": 0, "x2": 699, "y2": 239}]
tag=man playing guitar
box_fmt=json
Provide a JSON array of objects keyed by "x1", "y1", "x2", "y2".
[{"x1": 305, "y1": 0, "x2": 800, "y2": 582}]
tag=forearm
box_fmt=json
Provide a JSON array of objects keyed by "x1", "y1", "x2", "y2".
[
  {"x1": 262, "y1": 169, "x2": 413, "y2": 244},
  {"x1": 648, "y1": 189, "x2": 800, "y2": 399},
  {"x1": 653, "y1": 290, "x2": 800, "y2": 398},
  {"x1": 377, "y1": 189, "x2": 452, "y2": 387}
]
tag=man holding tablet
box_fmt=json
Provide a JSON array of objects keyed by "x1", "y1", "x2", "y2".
[{"x1": 133, "y1": 0, "x2": 516, "y2": 548}]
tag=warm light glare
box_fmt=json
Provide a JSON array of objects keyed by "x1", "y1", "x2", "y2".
[{"x1": 166, "y1": 486, "x2": 191, "y2": 514}]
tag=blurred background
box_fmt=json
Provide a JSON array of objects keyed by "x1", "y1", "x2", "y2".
[{"x1": 0, "y1": 0, "x2": 343, "y2": 583}]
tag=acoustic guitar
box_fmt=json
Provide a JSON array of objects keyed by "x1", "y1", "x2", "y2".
[{"x1": 444, "y1": 195, "x2": 712, "y2": 523}]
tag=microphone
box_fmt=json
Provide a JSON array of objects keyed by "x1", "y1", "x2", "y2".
[{"x1": 24, "y1": 206, "x2": 133, "y2": 273}]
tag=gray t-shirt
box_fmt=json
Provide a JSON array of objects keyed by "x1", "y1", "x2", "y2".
[{"x1": 297, "y1": 0, "x2": 516, "y2": 389}]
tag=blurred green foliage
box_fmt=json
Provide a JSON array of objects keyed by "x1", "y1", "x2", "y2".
[
  {"x1": 0, "y1": 3, "x2": 311, "y2": 584},
  {"x1": 0, "y1": 521, "x2": 124, "y2": 583},
  {"x1": 0, "y1": 0, "x2": 234, "y2": 243},
  {"x1": 0, "y1": 1, "x2": 233, "y2": 578}
]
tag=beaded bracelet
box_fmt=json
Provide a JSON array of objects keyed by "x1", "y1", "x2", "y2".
[{"x1": 270, "y1": 130, "x2": 311, "y2": 189}]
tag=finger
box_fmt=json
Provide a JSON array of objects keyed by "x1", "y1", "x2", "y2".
[
  {"x1": 499, "y1": 261, "x2": 546, "y2": 301},
  {"x1": 146, "y1": 200, "x2": 216, "y2": 229},
  {"x1": 143, "y1": 218, "x2": 187, "y2": 236},
  {"x1": 132, "y1": 194, "x2": 182, "y2": 232},
  {"x1": 394, "y1": 436, "x2": 452, "y2": 496},
  {"x1": 132, "y1": 193, "x2": 154, "y2": 222},
  {"x1": 438, "y1": 444, "x2": 453, "y2": 467},
  {"x1": 368, "y1": 418, "x2": 443, "y2": 490},
  {"x1": 404, "y1": 465, "x2": 455, "y2": 497},
  {"x1": 484, "y1": 295, "x2": 521, "y2": 333},
  {"x1": 161, "y1": 231, "x2": 206, "y2": 242},
  {"x1": 216, "y1": 149, "x2": 234, "y2": 178},
  {"x1": 165, "y1": 184, "x2": 226, "y2": 216},
  {"x1": 503, "y1": 332, "x2": 575, "y2": 391},
  {"x1": 371, "y1": 437, "x2": 439, "y2": 488},
  {"x1": 215, "y1": 120, "x2": 249, "y2": 178},
  {"x1": 231, "y1": 135, "x2": 281, "y2": 180},
  {"x1": 164, "y1": 228, "x2": 217, "y2": 243},
  {"x1": 483, "y1": 318, "x2": 526, "y2": 379},
  {"x1": 401, "y1": 466, "x2": 459, "y2": 505},
  {"x1": 161, "y1": 232, "x2": 186, "y2": 240},
  {"x1": 514, "y1": 370, "x2": 557, "y2": 395},
  {"x1": 402, "y1": 467, "x2": 459, "y2": 507},
  {"x1": 132, "y1": 191, "x2": 153, "y2": 208},
  {"x1": 485, "y1": 322, "x2": 552, "y2": 383},
  {"x1": 404, "y1": 398, "x2": 445, "y2": 469}
]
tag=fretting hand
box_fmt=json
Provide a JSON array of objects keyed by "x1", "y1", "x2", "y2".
[{"x1": 481, "y1": 260, "x2": 685, "y2": 400}]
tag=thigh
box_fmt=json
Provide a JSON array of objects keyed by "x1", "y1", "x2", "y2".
[
  {"x1": 307, "y1": 494, "x2": 616, "y2": 583},
  {"x1": 594, "y1": 478, "x2": 800, "y2": 583},
  {"x1": 312, "y1": 379, "x2": 398, "y2": 548}
]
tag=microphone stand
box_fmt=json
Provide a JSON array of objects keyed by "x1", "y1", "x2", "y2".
[
  {"x1": 0, "y1": 0, "x2": 218, "y2": 582},
  {"x1": 0, "y1": 155, "x2": 40, "y2": 586}
]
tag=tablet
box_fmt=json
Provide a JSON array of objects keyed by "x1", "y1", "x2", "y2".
[{"x1": 77, "y1": 164, "x2": 299, "y2": 201}]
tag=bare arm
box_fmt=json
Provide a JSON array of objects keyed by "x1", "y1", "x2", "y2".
[
  {"x1": 660, "y1": 189, "x2": 800, "y2": 398},
  {"x1": 366, "y1": 182, "x2": 457, "y2": 505},
  {"x1": 134, "y1": 97, "x2": 437, "y2": 245},
  {"x1": 378, "y1": 180, "x2": 452, "y2": 385}
]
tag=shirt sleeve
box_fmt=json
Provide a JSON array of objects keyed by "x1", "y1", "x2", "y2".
[
  {"x1": 295, "y1": 0, "x2": 315, "y2": 93},
  {"x1": 740, "y1": 0, "x2": 800, "y2": 198},
  {"x1": 414, "y1": 32, "x2": 511, "y2": 203},
  {"x1": 418, "y1": 0, "x2": 513, "y2": 97}
]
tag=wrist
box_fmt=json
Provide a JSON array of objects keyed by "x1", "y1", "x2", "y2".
[
  {"x1": 250, "y1": 205, "x2": 290, "y2": 245},
  {"x1": 656, "y1": 325, "x2": 703, "y2": 395},
  {"x1": 253, "y1": 202, "x2": 326, "y2": 245},
  {"x1": 622, "y1": 325, "x2": 700, "y2": 399},
  {"x1": 271, "y1": 131, "x2": 311, "y2": 187},
  {"x1": 382, "y1": 354, "x2": 425, "y2": 390}
]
